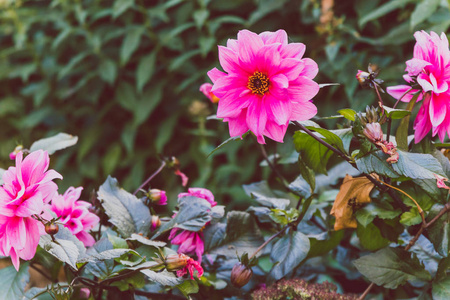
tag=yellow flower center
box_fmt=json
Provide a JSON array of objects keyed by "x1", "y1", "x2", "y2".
[{"x1": 248, "y1": 71, "x2": 270, "y2": 95}]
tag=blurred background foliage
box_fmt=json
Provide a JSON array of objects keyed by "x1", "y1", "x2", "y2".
[{"x1": 0, "y1": 0, "x2": 449, "y2": 210}]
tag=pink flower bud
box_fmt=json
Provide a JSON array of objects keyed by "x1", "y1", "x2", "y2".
[
  {"x1": 363, "y1": 123, "x2": 383, "y2": 142},
  {"x1": 200, "y1": 83, "x2": 220, "y2": 103},
  {"x1": 149, "y1": 189, "x2": 167, "y2": 205},
  {"x1": 165, "y1": 254, "x2": 190, "y2": 272},
  {"x1": 151, "y1": 215, "x2": 161, "y2": 231},
  {"x1": 9, "y1": 145, "x2": 23, "y2": 160},
  {"x1": 356, "y1": 70, "x2": 370, "y2": 85}
]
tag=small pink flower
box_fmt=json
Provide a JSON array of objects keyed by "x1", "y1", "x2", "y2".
[
  {"x1": 9, "y1": 145, "x2": 23, "y2": 160},
  {"x1": 151, "y1": 215, "x2": 161, "y2": 231},
  {"x1": 356, "y1": 70, "x2": 370, "y2": 85},
  {"x1": 200, "y1": 83, "x2": 220, "y2": 103},
  {"x1": 0, "y1": 150, "x2": 62, "y2": 270},
  {"x1": 49, "y1": 187, "x2": 100, "y2": 247},
  {"x1": 208, "y1": 29, "x2": 320, "y2": 144},
  {"x1": 387, "y1": 31, "x2": 450, "y2": 143},
  {"x1": 179, "y1": 187, "x2": 217, "y2": 207},
  {"x1": 176, "y1": 255, "x2": 204, "y2": 280}
]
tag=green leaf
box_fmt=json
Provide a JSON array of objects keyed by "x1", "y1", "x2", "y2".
[
  {"x1": 39, "y1": 227, "x2": 86, "y2": 270},
  {"x1": 136, "y1": 52, "x2": 157, "y2": 93},
  {"x1": 435, "y1": 257, "x2": 450, "y2": 282},
  {"x1": 205, "y1": 211, "x2": 264, "y2": 258},
  {"x1": 57, "y1": 52, "x2": 89, "y2": 80},
  {"x1": 304, "y1": 126, "x2": 346, "y2": 154},
  {"x1": 84, "y1": 238, "x2": 118, "y2": 279},
  {"x1": 383, "y1": 105, "x2": 411, "y2": 119},
  {"x1": 307, "y1": 230, "x2": 344, "y2": 258},
  {"x1": 337, "y1": 108, "x2": 357, "y2": 121},
  {"x1": 359, "y1": 0, "x2": 416, "y2": 27},
  {"x1": 111, "y1": 272, "x2": 145, "y2": 291},
  {"x1": 152, "y1": 196, "x2": 212, "y2": 239},
  {"x1": 140, "y1": 269, "x2": 183, "y2": 286},
  {"x1": 433, "y1": 276, "x2": 450, "y2": 300},
  {"x1": 102, "y1": 143, "x2": 122, "y2": 176},
  {"x1": 242, "y1": 181, "x2": 290, "y2": 209},
  {"x1": 120, "y1": 27, "x2": 143, "y2": 65},
  {"x1": 353, "y1": 247, "x2": 432, "y2": 289},
  {"x1": 400, "y1": 207, "x2": 423, "y2": 226},
  {"x1": 126, "y1": 233, "x2": 166, "y2": 247},
  {"x1": 30, "y1": 133, "x2": 78, "y2": 155},
  {"x1": 177, "y1": 280, "x2": 199, "y2": 297},
  {"x1": 293, "y1": 131, "x2": 333, "y2": 174},
  {"x1": 0, "y1": 263, "x2": 29, "y2": 300},
  {"x1": 411, "y1": 0, "x2": 440, "y2": 29},
  {"x1": 396, "y1": 93, "x2": 418, "y2": 150},
  {"x1": 355, "y1": 202, "x2": 402, "y2": 227},
  {"x1": 113, "y1": 0, "x2": 135, "y2": 19},
  {"x1": 425, "y1": 204, "x2": 450, "y2": 257},
  {"x1": 99, "y1": 59, "x2": 117, "y2": 85},
  {"x1": 79, "y1": 248, "x2": 137, "y2": 263},
  {"x1": 269, "y1": 230, "x2": 310, "y2": 281},
  {"x1": 207, "y1": 131, "x2": 249, "y2": 158},
  {"x1": 331, "y1": 128, "x2": 353, "y2": 153},
  {"x1": 193, "y1": 9, "x2": 209, "y2": 29},
  {"x1": 355, "y1": 151, "x2": 399, "y2": 178},
  {"x1": 357, "y1": 222, "x2": 390, "y2": 251},
  {"x1": 98, "y1": 176, "x2": 151, "y2": 237},
  {"x1": 392, "y1": 150, "x2": 447, "y2": 179}
]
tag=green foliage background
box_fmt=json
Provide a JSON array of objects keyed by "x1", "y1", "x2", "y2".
[{"x1": 0, "y1": 0, "x2": 449, "y2": 207}]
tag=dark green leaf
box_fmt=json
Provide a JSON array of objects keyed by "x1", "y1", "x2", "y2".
[
  {"x1": 433, "y1": 276, "x2": 450, "y2": 300},
  {"x1": 359, "y1": 0, "x2": 416, "y2": 27},
  {"x1": 392, "y1": 150, "x2": 447, "y2": 179},
  {"x1": 98, "y1": 176, "x2": 151, "y2": 237},
  {"x1": 400, "y1": 207, "x2": 423, "y2": 226},
  {"x1": 269, "y1": 230, "x2": 310, "y2": 281},
  {"x1": 353, "y1": 247, "x2": 432, "y2": 289},
  {"x1": 0, "y1": 263, "x2": 29, "y2": 300},
  {"x1": 120, "y1": 27, "x2": 143, "y2": 65},
  {"x1": 113, "y1": 0, "x2": 134, "y2": 18},
  {"x1": 293, "y1": 131, "x2": 333, "y2": 174},
  {"x1": 305, "y1": 126, "x2": 346, "y2": 154},
  {"x1": 136, "y1": 52, "x2": 157, "y2": 92},
  {"x1": 98, "y1": 59, "x2": 117, "y2": 85},
  {"x1": 355, "y1": 202, "x2": 402, "y2": 227},
  {"x1": 355, "y1": 151, "x2": 399, "y2": 178},
  {"x1": 140, "y1": 269, "x2": 183, "y2": 286},
  {"x1": 357, "y1": 222, "x2": 390, "y2": 251},
  {"x1": 177, "y1": 280, "x2": 199, "y2": 297},
  {"x1": 242, "y1": 181, "x2": 290, "y2": 209}
]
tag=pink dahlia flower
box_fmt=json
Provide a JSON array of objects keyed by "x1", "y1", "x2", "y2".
[
  {"x1": 149, "y1": 189, "x2": 167, "y2": 205},
  {"x1": 176, "y1": 255, "x2": 204, "y2": 280},
  {"x1": 169, "y1": 188, "x2": 216, "y2": 263},
  {"x1": 208, "y1": 29, "x2": 320, "y2": 144},
  {"x1": 200, "y1": 83, "x2": 220, "y2": 103},
  {"x1": 49, "y1": 187, "x2": 100, "y2": 247},
  {"x1": 387, "y1": 31, "x2": 450, "y2": 143},
  {"x1": 0, "y1": 150, "x2": 62, "y2": 270}
]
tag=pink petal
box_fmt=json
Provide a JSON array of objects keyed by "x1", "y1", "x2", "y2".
[
  {"x1": 268, "y1": 94, "x2": 291, "y2": 125},
  {"x1": 246, "y1": 97, "x2": 268, "y2": 140},
  {"x1": 10, "y1": 248, "x2": 20, "y2": 271},
  {"x1": 207, "y1": 67, "x2": 227, "y2": 83},
  {"x1": 225, "y1": 110, "x2": 249, "y2": 137},
  {"x1": 417, "y1": 73, "x2": 434, "y2": 92},
  {"x1": 18, "y1": 218, "x2": 40, "y2": 260},
  {"x1": 299, "y1": 58, "x2": 319, "y2": 79},
  {"x1": 216, "y1": 89, "x2": 252, "y2": 118},
  {"x1": 255, "y1": 44, "x2": 281, "y2": 76},
  {"x1": 280, "y1": 43, "x2": 306, "y2": 59},
  {"x1": 237, "y1": 30, "x2": 264, "y2": 65},
  {"x1": 218, "y1": 46, "x2": 241, "y2": 74},
  {"x1": 277, "y1": 58, "x2": 304, "y2": 81},
  {"x1": 226, "y1": 38, "x2": 238, "y2": 51},
  {"x1": 263, "y1": 120, "x2": 288, "y2": 143},
  {"x1": 405, "y1": 58, "x2": 431, "y2": 76},
  {"x1": 15, "y1": 191, "x2": 44, "y2": 217},
  {"x1": 429, "y1": 93, "x2": 447, "y2": 126},
  {"x1": 288, "y1": 76, "x2": 320, "y2": 102},
  {"x1": 76, "y1": 231, "x2": 96, "y2": 247},
  {"x1": 259, "y1": 29, "x2": 288, "y2": 45},
  {"x1": 413, "y1": 96, "x2": 433, "y2": 143},
  {"x1": 7, "y1": 217, "x2": 26, "y2": 250},
  {"x1": 290, "y1": 101, "x2": 318, "y2": 121},
  {"x1": 386, "y1": 85, "x2": 422, "y2": 102}
]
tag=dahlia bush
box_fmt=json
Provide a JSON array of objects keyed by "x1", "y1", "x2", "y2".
[{"x1": 1, "y1": 25, "x2": 450, "y2": 300}]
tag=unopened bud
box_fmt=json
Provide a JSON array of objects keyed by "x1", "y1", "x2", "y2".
[
  {"x1": 165, "y1": 254, "x2": 189, "y2": 272},
  {"x1": 199, "y1": 83, "x2": 220, "y2": 103},
  {"x1": 356, "y1": 70, "x2": 370, "y2": 85},
  {"x1": 9, "y1": 145, "x2": 23, "y2": 160},
  {"x1": 45, "y1": 223, "x2": 59, "y2": 235},
  {"x1": 151, "y1": 215, "x2": 161, "y2": 231},
  {"x1": 230, "y1": 263, "x2": 253, "y2": 288},
  {"x1": 363, "y1": 122, "x2": 383, "y2": 143},
  {"x1": 149, "y1": 189, "x2": 167, "y2": 205}
]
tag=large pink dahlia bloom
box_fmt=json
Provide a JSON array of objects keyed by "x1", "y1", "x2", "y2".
[
  {"x1": 169, "y1": 188, "x2": 216, "y2": 263},
  {"x1": 49, "y1": 187, "x2": 100, "y2": 247},
  {"x1": 387, "y1": 31, "x2": 450, "y2": 143},
  {"x1": 207, "y1": 29, "x2": 320, "y2": 144},
  {"x1": 0, "y1": 150, "x2": 62, "y2": 270}
]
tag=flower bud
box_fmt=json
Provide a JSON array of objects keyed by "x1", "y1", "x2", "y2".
[
  {"x1": 9, "y1": 145, "x2": 23, "y2": 160},
  {"x1": 363, "y1": 122, "x2": 383, "y2": 143},
  {"x1": 45, "y1": 223, "x2": 59, "y2": 235},
  {"x1": 149, "y1": 189, "x2": 167, "y2": 205},
  {"x1": 230, "y1": 262, "x2": 253, "y2": 288},
  {"x1": 199, "y1": 83, "x2": 220, "y2": 103},
  {"x1": 151, "y1": 215, "x2": 161, "y2": 231},
  {"x1": 165, "y1": 254, "x2": 189, "y2": 272},
  {"x1": 356, "y1": 70, "x2": 370, "y2": 85}
]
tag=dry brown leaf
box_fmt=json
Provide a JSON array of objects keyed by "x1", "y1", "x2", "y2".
[{"x1": 330, "y1": 174, "x2": 378, "y2": 231}]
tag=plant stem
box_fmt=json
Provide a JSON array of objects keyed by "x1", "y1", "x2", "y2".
[
  {"x1": 249, "y1": 225, "x2": 289, "y2": 260},
  {"x1": 133, "y1": 161, "x2": 166, "y2": 195},
  {"x1": 358, "y1": 202, "x2": 450, "y2": 299}
]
